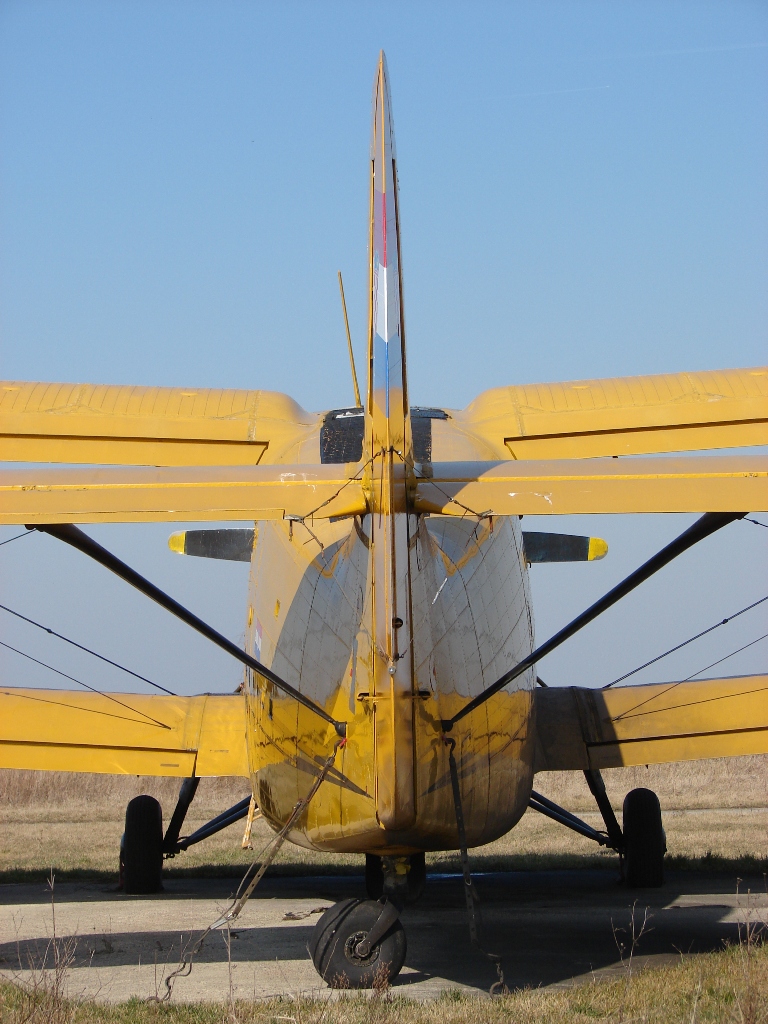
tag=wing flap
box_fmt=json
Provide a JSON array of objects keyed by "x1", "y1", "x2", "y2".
[
  {"x1": 0, "y1": 464, "x2": 367, "y2": 524},
  {"x1": 459, "y1": 367, "x2": 768, "y2": 459},
  {"x1": 0, "y1": 688, "x2": 249, "y2": 777},
  {"x1": 0, "y1": 381, "x2": 318, "y2": 466},
  {"x1": 534, "y1": 675, "x2": 768, "y2": 771},
  {"x1": 415, "y1": 456, "x2": 768, "y2": 516}
]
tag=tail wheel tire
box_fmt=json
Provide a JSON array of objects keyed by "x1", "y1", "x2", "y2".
[
  {"x1": 122, "y1": 795, "x2": 163, "y2": 894},
  {"x1": 623, "y1": 787, "x2": 666, "y2": 888},
  {"x1": 308, "y1": 898, "x2": 407, "y2": 988}
]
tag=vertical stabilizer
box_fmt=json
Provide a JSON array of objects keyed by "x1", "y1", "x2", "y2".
[
  {"x1": 364, "y1": 54, "x2": 416, "y2": 831},
  {"x1": 367, "y1": 52, "x2": 410, "y2": 460}
]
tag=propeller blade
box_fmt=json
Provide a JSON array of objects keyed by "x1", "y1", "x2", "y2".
[
  {"x1": 522, "y1": 531, "x2": 607, "y2": 563},
  {"x1": 169, "y1": 529, "x2": 254, "y2": 562}
]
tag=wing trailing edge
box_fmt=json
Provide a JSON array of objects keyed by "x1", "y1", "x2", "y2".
[
  {"x1": 0, "y1": 688, "x2": 250, "y2": 777},
  {"x1": 457, "y1": 366, "x2": 768, "y2": 459}
]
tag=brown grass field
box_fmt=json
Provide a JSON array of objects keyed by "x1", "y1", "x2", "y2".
[
  {"x1": 0, "y1": 755, "x2": 766, "y2": 881},
  {"x1": 1, "y1": 757, "x2": 767, "y2": 1020},
  {"x1": 1, "y1": 935, "x2": 767, "y2": 1023}
]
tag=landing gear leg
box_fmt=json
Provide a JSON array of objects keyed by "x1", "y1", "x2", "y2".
[
  {"x1": 308, "y1": 898, "x2": 406, "y2": 988},
  {"x1": 365, "y1": 852, "x2": 426, "y2": 903}
]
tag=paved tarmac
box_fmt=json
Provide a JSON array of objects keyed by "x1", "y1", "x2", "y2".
[{"x1": 1, "y1": 869, "x2": 766, "y2": 1003}]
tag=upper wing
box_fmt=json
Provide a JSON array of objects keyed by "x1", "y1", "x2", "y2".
[
  {"x1": 455, "y1": 367, "x2": 768, "y2": 459},
  {"x1": 415, "y1": 456, "x2": 768, "y2": 515},
  {"x1": 534, "y1": 674, "x2": 768, "y2": 771},
  {"x1": 0, "y1": 380, "x2": 320, "y2": 466},
  {"x1": 0, "y1": 464, "x2": 367, "y2": 524},
  {"x1": 0, "y1": 688, "x2": 250, "y2": 776}
]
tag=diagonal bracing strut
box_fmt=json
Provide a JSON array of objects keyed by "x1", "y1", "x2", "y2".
[
  {"x1": 32, "y1": 523, "x2": 346, "y2": 736},
  {"x1": 443, "y1": 511, "x2": 745, "y2": 730}
]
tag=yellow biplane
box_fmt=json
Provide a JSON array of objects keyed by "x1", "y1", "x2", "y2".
[{"x1": 1, "y1": 53, "x2": 767, "y2": 989}]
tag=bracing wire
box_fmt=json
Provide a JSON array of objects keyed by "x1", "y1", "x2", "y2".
[
  {"x1": 744, "y1": 517, "x2": 768, "y2": 530},
  {"x1": 603, "y1": 593, "x2": 768, "y2": 689},
  {"x1": 0, "y1": 639, "x2": 172, "y2": 729},
  {"x1": 0, "y1": 532, "x2": 33, "y2": 548},
  {"x1": 682, "y1": 631, "x2": 768, "y2": 682},
  {"x1": 0, "y1": 603, "x2": 176, "y2": 695}
]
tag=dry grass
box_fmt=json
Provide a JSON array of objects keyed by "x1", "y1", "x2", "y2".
[
  {"x1": 0, "y1": 939, "x2": 767, "y2": 1023},
  {"x1": 0, "y1": 757, "x2": 766, "y2": 882}
]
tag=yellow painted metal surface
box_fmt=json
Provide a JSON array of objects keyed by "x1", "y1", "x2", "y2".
[
  {"x1": 0, "y1": 464, "x2": 367, "y2": 525},
  {"x1": 0, "y1": 381, "x2": 319, "y2": 466},
  {"x1": 415, "y1": 456, "x2": 768, "y2": 516},
  {"x1": 587, "y1": 536, "x2": 608, "y2": 560},
  {"x1": 534, "y1": 675, "x2": 768, "y2": 772},
  {"x1": 0, "y1": 689, "x2": 249, "y2": 776},
  {"x1": 456, "y1": 366, "x2": 768, "y2": 459}
]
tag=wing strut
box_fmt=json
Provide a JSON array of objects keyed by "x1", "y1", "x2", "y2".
[
  {"x1": 31, "y1": 524, "x2": 346, "y2": 737},
  {"x1": 442, "y1": 511, "x2": 744, "y2": 731}
]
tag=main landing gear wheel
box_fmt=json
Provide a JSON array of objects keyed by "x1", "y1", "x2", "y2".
[
  {"x1": 308, "y1": 898, "x2": 407, "y2": 988},
  {"x1": 120, "y1": 795, "x2": 163, "y2": 895},
  {"x1": 623, "y1": 788, "x2": 666, "y2": 888}
]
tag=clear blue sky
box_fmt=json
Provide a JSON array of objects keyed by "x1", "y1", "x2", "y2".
[{"x1": 1, "y1": 1, "x2": 766, "y2": 697}]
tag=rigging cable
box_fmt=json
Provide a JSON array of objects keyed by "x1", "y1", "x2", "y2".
[
  {"x1": 0, "y1": 639, "x2": 172, "y2": 729},
  {"x1": 682, "y1": 631, "x2": 768, "y2": 682},
  {"x1": 0, "y1": 602, "x2": 176, "y2": 696},
  {"x1": 603, "y1": 592, "x2": 768, "y2": 689},
  {"x1": 744, "y1": 517, "x2": 768, "y2": 529},
  {"x1": 0, "y1": 531, "x2": 33, "y2": 548}
]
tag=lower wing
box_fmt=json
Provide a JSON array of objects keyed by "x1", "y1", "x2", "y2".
[
  {"x1": 0, "y1": 688, "x2": 249, "y2": 777},
  {"x1": 534, "y1": 674, "x2": 768, "y2": 771}
]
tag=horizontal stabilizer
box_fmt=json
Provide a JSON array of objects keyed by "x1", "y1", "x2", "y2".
[
  {"x1": 523, "y1": 531, "x2": 607, "y2": 563},
  {"x1": 415, "y1": 455, "x2": 768, "y2": 516},
  {"x1": 0, "y1": 464, "x2": 367, "y2": 525},
  {"x1": 0, "y1": 688, "x2": 250, "y2": 777},
  {"x1": 534, "y1": 675, "x2": 768, "y2": 771},
  {"x1": 169, "y1": 528, "x2": 255, "y2": 562}
]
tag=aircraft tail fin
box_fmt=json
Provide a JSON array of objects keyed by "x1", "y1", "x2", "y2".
[{"x1": 366, "y1": 52, "x2": 411, "y2": 462}]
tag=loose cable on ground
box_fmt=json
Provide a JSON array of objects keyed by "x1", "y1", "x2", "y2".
[
  {"x1": 603, "y1": 593, "x2": 768, "y2": 689},
  {"x1": 153, "y1": 738, "x2": 346, "y2": 1003}
]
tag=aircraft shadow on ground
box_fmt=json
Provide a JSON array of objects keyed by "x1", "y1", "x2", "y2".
[{"x1": 0, "y1": 869, "x2": 759, "y2": 991}]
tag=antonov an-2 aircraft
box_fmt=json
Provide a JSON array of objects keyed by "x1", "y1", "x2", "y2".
[{"x1": 1, "y1": 54, "x2": 767, "y2": 989}]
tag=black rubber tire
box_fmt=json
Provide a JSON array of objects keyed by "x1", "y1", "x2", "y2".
[
  {"x1": 365, "y1": 853, "x2": 427, "y2": 904},
  {"x1": 122, "y1": 795, "x2": 163, "y2": 894},
  {"x1": 308, "y1": 898, "x2": 407, "y2": 988},
  {"x1": 623, "y1": 788, "x2": 665, "y2": 888}
]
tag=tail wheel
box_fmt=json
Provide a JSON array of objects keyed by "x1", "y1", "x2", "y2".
[
  {"x1": 122, "y1": 795, "x2": 163, "y2": 895},
  {"x1": 309, "y1": 898, "x2": 407, "y2": 988},
  {"x1": 623, "y1": 787, "x2": 666, "y2": 888}
]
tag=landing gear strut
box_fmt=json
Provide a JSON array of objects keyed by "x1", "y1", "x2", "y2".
[{"x1": 365, "y1": 853, "x2": 426, "y2": 903}]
